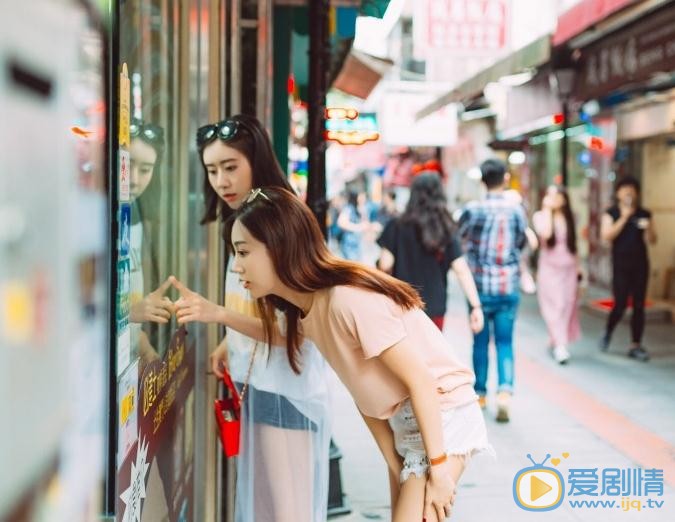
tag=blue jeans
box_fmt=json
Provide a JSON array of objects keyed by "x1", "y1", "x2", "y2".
[{"x1": 471, "y1": 293, "x2": 520, "y2": 396}]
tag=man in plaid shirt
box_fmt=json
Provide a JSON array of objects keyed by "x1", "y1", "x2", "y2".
[{"x1": 459, "y1": 159, "x2": 527, "y2": 423}]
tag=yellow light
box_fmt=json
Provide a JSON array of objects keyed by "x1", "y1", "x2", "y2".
[
  {"x1": 325, "y1": 107, "x2": 359, "y2": 120},
  {"x1": 325, "y1": 130, "x2": 379, "y2": 146}
]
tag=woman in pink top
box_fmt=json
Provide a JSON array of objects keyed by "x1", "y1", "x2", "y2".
[
  {"x1": 532, "y1": 185, "x2": 581, "y2": 364},
  {"x1": 175, "y1": 187, "x2": 492, "y2": 522}
]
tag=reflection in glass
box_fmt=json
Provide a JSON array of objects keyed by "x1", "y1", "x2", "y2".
[{"x1": 128, "y1": 118, "x2": 170, "y2": 365}]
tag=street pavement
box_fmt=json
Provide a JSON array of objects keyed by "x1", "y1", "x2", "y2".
[{"x1": 330, "y1": 275, "x2": 675, "y2": 522}]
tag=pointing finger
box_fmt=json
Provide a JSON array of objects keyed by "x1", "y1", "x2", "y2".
[
  {"x1": 169, "y1": 275, "x2": 193, "y2": 298},
  {"x1": 153, "y1": 277, "x2": 174, "y2": 296}
]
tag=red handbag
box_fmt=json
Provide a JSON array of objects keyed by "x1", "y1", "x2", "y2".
[
  {"x1": 214, "y1": 343, "x2": 258, "y2": 458},
  {"x1": 214, "y1": 369, "x2": 242, "y2": 458}
]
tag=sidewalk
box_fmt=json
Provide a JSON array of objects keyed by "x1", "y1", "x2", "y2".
[{"x1": 330, "y1": 277, "x2": 675, "y2": 521}]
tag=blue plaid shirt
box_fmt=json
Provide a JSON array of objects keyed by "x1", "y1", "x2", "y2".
[{"x1": 458, "y1": 193, "x2": 527, "y2": 295}]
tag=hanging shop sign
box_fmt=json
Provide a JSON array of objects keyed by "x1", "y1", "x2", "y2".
[
  {"x1": 575, "y1": 5, "x2": 675, "y2": 101},
  {"x1": 379, "y1": 87, "x2": 458, "y2": 146},
  {"x1": 413, "y1": 0, "x2": 508, "y2": 58},
  {"x1": 325, "y1": 110, "x2": 380, "y2": 145},
  {"x1": 116, "y1": 327, "x2": 196, "y2": 522}
]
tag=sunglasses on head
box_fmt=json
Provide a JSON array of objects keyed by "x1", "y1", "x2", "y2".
[
  {"x1": 196, "y1": 119, "x2": 240, "y2": 146},
  {"x1": 130, "y1": 120, "x2": 164, "y2": 144},
  {"x1": 244, "y1": 188, "x2": 271, "y2": 205}
]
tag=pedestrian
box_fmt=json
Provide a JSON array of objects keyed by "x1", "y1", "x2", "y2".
[
  {"x1": 458, "y1": 159, "x2": 527, "y2": 422},
  {"x1": 327, "y1": 191, "x2": 346, "y2": 251},
  {"x1": 375, "y1": 188, "x2": 398, "y2": 229},
  {"x1": 173, "y1": 115, "x2": 331, "y2": 522},
  {"x1": 599, "y1": 176, "x2": 657, "y2": 361},
  {"x1": 532, "y1": 185, "x2": 581, "y2": 364},
  {"x1": 175, "y1": 186, "x2": 493, "y2": 522},
  {"x1": 337, "y1": 189, "x2": 371, "y2": 261},
  {"x1": 377, "y1": 172, "x2": 484, "y2": 334}
]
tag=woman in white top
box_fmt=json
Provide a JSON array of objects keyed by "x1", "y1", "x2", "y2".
[{"x1": 174, "y1": 115, "x2": 331, "y2": 522}]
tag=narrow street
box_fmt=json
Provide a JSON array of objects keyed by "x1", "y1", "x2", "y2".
[{"x1": 332, "y1": 277, "x2": 675, "y2": 522}]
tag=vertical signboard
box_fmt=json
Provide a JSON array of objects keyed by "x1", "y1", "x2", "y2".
[
  {"x1": 413, "y1": 0, "x2": 509, "y2": 58},
  {"x1": 116, "y1": 328, "x2": 196, "y2": 522}
]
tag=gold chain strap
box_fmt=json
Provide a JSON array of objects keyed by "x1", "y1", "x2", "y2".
[{"x1": 236, "y1": 341, "x2": 259, "y2": 404}]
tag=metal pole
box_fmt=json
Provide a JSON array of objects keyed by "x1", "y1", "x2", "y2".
[
  {"x1": 561, "y1": 98, "x2": 569, "y2": 187},
  {"x1": 307, "y1": 0, "x2": 329, "y2": 238}
]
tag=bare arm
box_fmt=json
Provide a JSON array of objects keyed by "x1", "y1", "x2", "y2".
[
  {"x1": 378, "y1": 339, "x2": 445, "y2": 466},
  {"x1": 378, "y1": 338, "x2": 456, "y2": 519},
  {"x1": 220, "y1": 308, "x2": 284, "y2": 345},
  {"x1": 359, "y1": 412, "x2": 402, "y2": 471},
  {"x1": 451, "y1": 256, "x2": 484, "y2": 333},
  {"x1": 171, "y1": 276, "x2": 284, "y2": 345},
  {"x1": 533, "y1": 210, "x2": 553, "y2": 241},
  {"x1": 451, "y1": 257, "x2": 480, "y2": 309},
  {"x1": 525, "y1": 227, "x2": 539, "y2": 250},
  {"x1": 209, "y1": 336, "x2": 230, "y2": 378},
  {"x1": 377, "y1": 247, "x2": 395, "y2": 273},
  {"x1": 337, "y1": 208, "x2": 366, "y2": 233}
]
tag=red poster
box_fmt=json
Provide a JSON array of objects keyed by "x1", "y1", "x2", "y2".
[{"x1": 116, "y1": 327, "x2": 196, "y2": 522}]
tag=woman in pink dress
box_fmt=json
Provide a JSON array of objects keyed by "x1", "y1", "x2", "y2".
[{"x1": 533, "y1": 185, "x2": 581, "y2": 364}]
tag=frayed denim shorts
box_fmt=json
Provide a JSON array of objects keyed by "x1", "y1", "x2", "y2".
[{"x1": 388, "y1": 399, "x2": 495, "y2": 483}]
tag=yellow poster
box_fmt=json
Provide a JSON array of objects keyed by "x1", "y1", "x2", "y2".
[{"x1": 119, "y1": 63, "x2": 130, "y2": 147}]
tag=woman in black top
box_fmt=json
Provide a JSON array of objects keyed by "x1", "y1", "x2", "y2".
[
  {"x1": 600, "y1": 176, "x2": 657, "y2": 361},
  {"x1": 377, "y1": 172, "x2": 483, "y2": 333}
]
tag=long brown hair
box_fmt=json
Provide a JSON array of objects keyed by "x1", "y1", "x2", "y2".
[
  {"x1": 545, "y1": 185, "x2": 577, "y2": 254},
  {"x1": 234, "y1": 187, "x2": 423, "y2": 373},
  {"x1": 198, "y1": 114, "x2": 293, "y2": 245}
]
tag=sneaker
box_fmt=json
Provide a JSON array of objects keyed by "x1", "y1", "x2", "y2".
[
  {"x1": 628, "y1": 346, "x2": 650, "y2": 362},
  {"x1": 478, "y1": 396, "x2": 487, "y2": 410},
  {"x1": 553, "y1": 345, "x2": 571, "y2": 365},
  {"x1": 598, "y1": 334, "x2": 610, "y2": 352},
  {"x1": 496, "y1": 391, "x2": 511, "y2": 423}
]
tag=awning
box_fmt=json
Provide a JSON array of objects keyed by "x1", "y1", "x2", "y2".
[
  {"x1": 415, "y1": 34, "x2": 551, "y2": 121},
  {"x1": 552, "y1": 0, "x2": 637, "y2": 47},
  {"x1": 332, "y1": 49, "x2": 393, "y2": 99}
]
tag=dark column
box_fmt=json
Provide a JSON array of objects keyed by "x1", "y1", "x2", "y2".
[
  {"x1": 306, "y1": 0, "x2": 330, "y2": 238},
  {"x1": 272, "y1": 6, "x2": 291, "y2": 173},
  {"x1": 561, "y1": 98, "x2": 569, "y2": 187}
]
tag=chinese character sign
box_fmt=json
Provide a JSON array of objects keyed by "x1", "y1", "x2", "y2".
[{"x1": 422, "y1": 0, "x2": 508, "y2": 53}]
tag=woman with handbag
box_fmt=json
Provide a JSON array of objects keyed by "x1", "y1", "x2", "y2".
[
  {"x1": 174, "y1": 187, "x2": 493, "y2": 522},
  {"x1": 178, "y1": 115, "x2": 331, "y2": 522}
]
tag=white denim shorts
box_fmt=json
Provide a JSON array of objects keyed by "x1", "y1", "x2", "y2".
[{"x1": 388, "y1": 399, "x2": 495, "y2": 483}]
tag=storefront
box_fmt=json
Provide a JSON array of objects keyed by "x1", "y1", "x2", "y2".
[
  {"x1": 110, "y1": 2, "x2": 233, "y2": 521},
  {"x1": 565, "y1": 0, "x2": 675, "y2": 297}
]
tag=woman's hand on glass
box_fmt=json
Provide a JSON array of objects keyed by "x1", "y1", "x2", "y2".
[
  {"x1": 425, "y1": 461, "x2": 457, "y2": 521},
  {"x1": 129, "y1": 277, "x2": 174, "y2": 323},
  {"x1": 171, "y1": 276, "x2": 224, "y2": 324},
  {"x1": 210, "y1": 340, "x2": 230, "y2": 378},
  {"x1": 469, "y1": 307, "x2": 484, "y2": 333}
]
